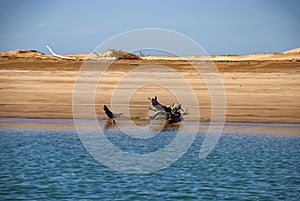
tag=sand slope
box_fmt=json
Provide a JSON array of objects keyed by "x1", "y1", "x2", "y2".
[{"x1": 0, "y1": 58, "x2": 299, "y2": 123}]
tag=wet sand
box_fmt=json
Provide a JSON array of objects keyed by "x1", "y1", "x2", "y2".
[{"x1": 0, "y1": 59, "x2": 299, "y2": 123}]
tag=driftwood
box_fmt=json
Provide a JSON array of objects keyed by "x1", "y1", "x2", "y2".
[
  {"x1": 46, "y1": 45, "x2": 79, "y2": 60},
  {"x1": 148, "y1": 96, "x2": 187, "y2": 124},
  {"x1": 103, "y1": 105, "x2": 123, "y2": 124},
  {"x1": 103, "y1": 97, "x2": 187, "y2": 124}
]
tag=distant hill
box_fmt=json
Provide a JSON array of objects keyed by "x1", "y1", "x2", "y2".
[
  {"x1": 0, "y1": 49, "x2": 54, "y2": 60},
  {"x1": 283, "y1": 48, "x2": 300, "y2": 54},
  {"x1": 1, "y1": 48, "x2": 299, "y2": 61}
]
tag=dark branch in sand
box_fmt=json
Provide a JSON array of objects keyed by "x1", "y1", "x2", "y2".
[{"x1": 103, "y1": 105, "x2": 123, "y2": 124}]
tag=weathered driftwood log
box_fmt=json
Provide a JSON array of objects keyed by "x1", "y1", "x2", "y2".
[
  {"x1": 148, "y1": 96, "x2": 187, "y2": 124},
  {"x1": 103, "y1": 97, "x2": 187, "y2": 124},
  {"x1": 103, "y1": 105, "x2": 115, "y2": 124},
  {"x1": 103, "y1": 105, "x2": 114, "y2": 119},
  {"x1": 103, "y1": 105, "x2": 123, "y2": 124}
]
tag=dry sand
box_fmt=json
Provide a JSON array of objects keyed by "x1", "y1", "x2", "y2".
[{"x1": 0, "y1": 54, "x2": 299, "y2": 123}]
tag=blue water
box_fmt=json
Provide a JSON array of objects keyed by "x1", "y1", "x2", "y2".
[{"x1": 0, "y1": 122, "x2": 299, "y2": 200}]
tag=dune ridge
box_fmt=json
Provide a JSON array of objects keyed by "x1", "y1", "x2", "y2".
[{"x1": 0, "y1": 48, "x2": 300, "y2": 61}]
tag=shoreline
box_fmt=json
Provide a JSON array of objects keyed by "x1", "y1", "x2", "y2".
[
  {"x1": 1, "y1": 117, "x2": 300, "y2": 125},
  {"x1": 1, "y1": 116, "x2": 300, "y2": 125},
  {"x1": 1, "y1": 117, "x2": 299, "y2": 136}
]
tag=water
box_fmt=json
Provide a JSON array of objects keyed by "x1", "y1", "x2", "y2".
[{"x1": 0, "y1": 120, "x2": 299, "y2": 200}]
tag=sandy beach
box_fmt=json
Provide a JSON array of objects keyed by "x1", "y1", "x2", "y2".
[{"x1": 0, "y1": 50, "x2": 299, "y2": 124}]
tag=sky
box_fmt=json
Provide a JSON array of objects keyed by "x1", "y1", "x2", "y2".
[{"x1": 0, "y1": 0, "x2": 299, "y2": 55}]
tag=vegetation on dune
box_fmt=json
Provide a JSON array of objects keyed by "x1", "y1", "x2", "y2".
[{"x1": 97, "y1": 49, "x2": 140, "y2": 60}]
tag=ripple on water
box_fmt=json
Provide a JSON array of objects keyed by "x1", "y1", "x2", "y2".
[{"x1": 0, "y1": 123, "x2": 299, "y2": 200}]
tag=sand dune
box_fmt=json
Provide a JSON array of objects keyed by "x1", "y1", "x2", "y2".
[
  {"x1": 141, "y1": 48, "x2": 300, "y2": 61},
  {"x1": 1, "y1": 48, "x2": 300, "y2": 61},
  {"x1": 283, "y1": 48, "x2": 300, "y2": 54},
  {"x1": 0, "y1": 57, "x2": 299, "y2": 123},
  {"x1": 0, "y1": 48, "x2": 299, "y2": 123}
]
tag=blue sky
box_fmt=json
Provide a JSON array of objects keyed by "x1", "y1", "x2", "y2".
[{"x1": 0, "y1": 0, "x2": 299, "y2": 55}]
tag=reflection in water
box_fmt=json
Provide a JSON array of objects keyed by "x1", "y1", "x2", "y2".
[
  {"x1": 103, "y1": 119, "x2": 116, "y2": 130},
  {"x1": 101, "y1": 119, "x2": 180, "y2": 135}
]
